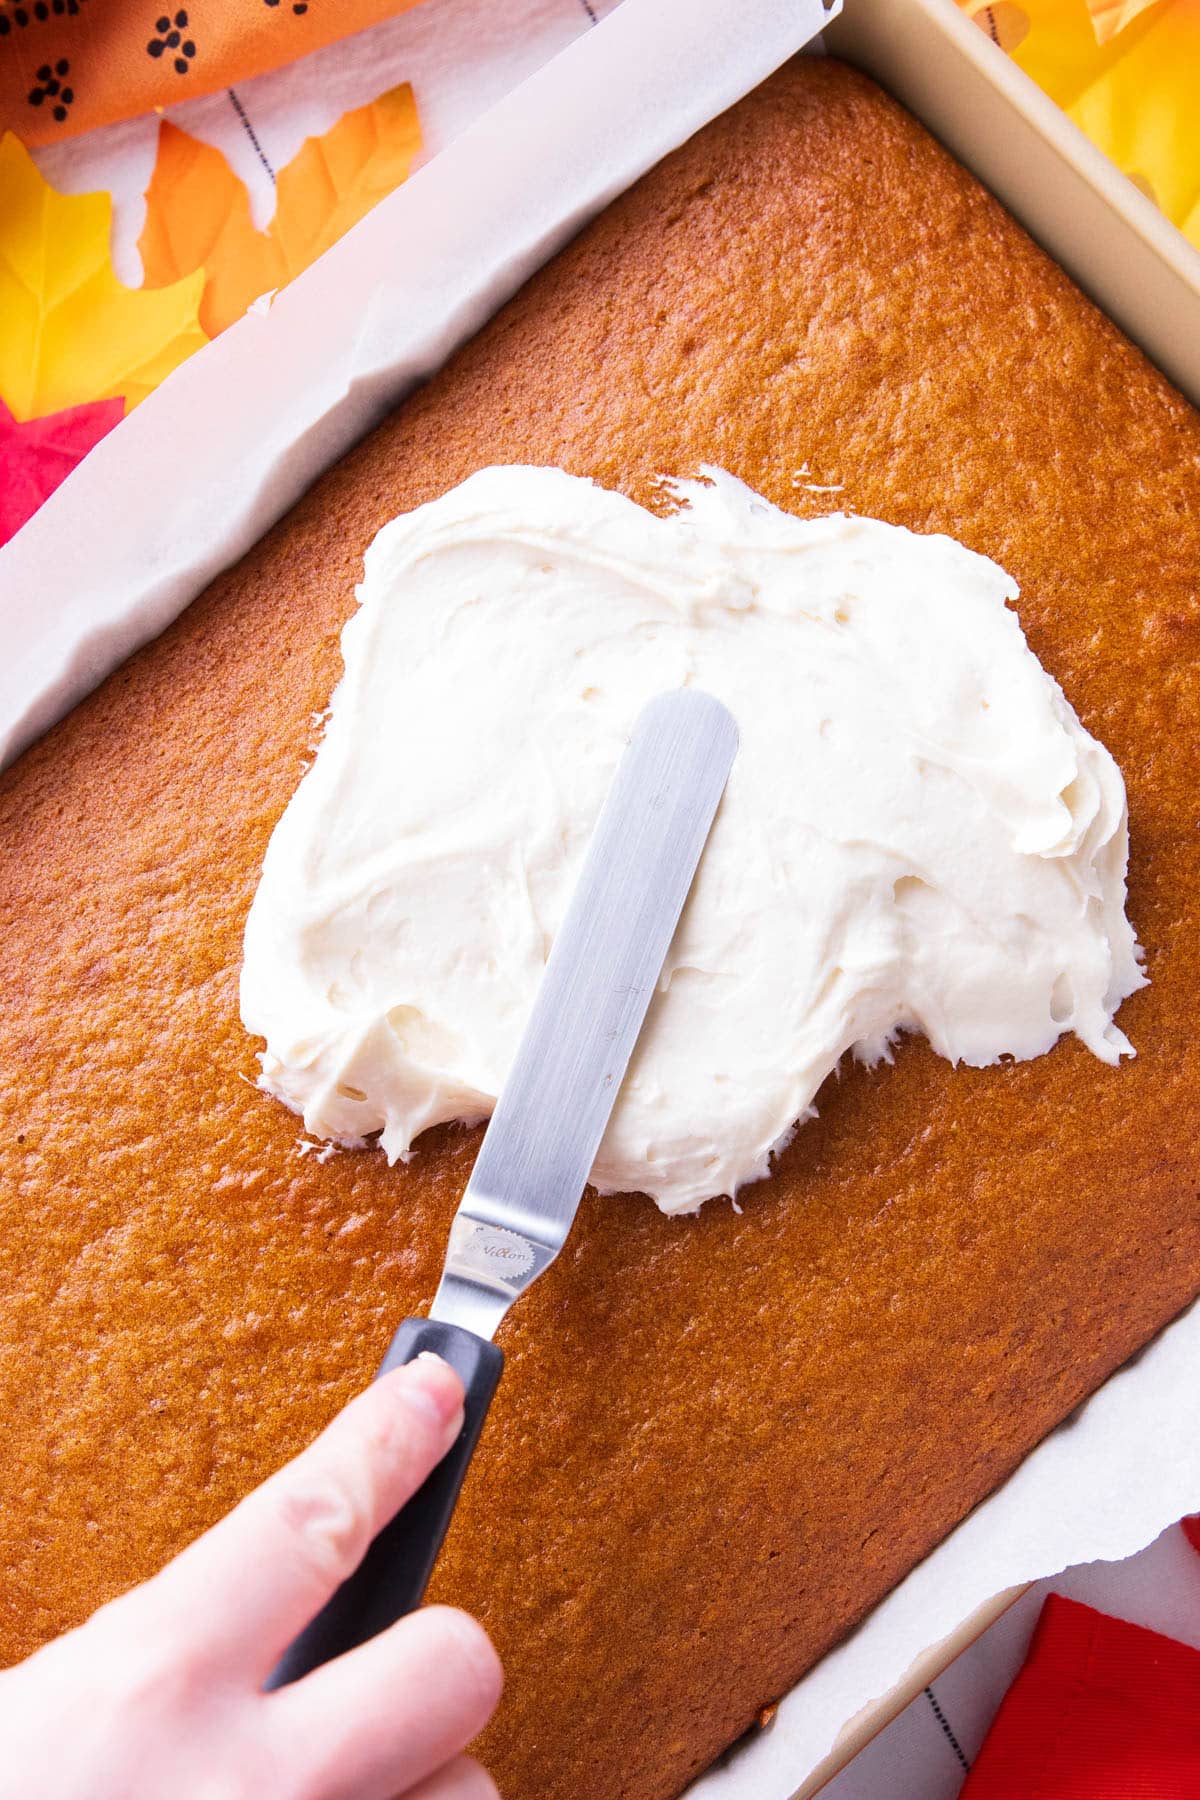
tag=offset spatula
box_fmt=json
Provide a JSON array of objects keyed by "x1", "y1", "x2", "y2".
[{"x1": 267, "y1": 688, "x2": 738, "y2": 1687}]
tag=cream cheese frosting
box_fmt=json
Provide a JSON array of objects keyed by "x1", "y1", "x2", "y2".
[{"x1": 240, "y1": 466, "x2": 1145, "y2": 1214}]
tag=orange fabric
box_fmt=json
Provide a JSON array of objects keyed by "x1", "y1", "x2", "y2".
[{"x1": 0, "y1": 0, "x2": 424, "y2": 146}]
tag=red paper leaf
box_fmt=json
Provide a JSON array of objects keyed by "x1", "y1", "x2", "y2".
[{"x1": 0, "y1": 394, "x2": 124, "y2": 547}]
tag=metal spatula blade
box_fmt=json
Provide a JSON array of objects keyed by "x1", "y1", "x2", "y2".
[
  {"x1": 434, "y1": 686, "x2": 739, "y2": 1341},
  {"x1": 267, "y1": 688, "x2": 737, "y2": 1687}
]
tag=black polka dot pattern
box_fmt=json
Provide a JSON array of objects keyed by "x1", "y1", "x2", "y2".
[
  {"x1": 0, "y1": 0, "x2": 83, "y2": 31},
  {"x1": 146, "y1": 8, "x2": 195, "y2": 73},
  {"x1": 26, "y1": 55, "x2": 74, "y2": 122}
]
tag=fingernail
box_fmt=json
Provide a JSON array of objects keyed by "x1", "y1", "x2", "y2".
[{"x1": 405, "y1": 1351, "x2": 465, "y2": 1430}]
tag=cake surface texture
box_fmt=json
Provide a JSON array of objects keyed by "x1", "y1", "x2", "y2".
[{"x1": 2, "y1": 59, "x2": 1199, "y2": 1800}]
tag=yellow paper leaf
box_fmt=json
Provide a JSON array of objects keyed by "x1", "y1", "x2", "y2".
[
  {"x1": 1083, "y1": 0, "x2": 1158, "y2": 46},
  {"x1": 0, "y1": 134, "x2": 207, "y2": 423},
  {"x1": 1013, "y1": 0, "x2": 1200, "y2": 247},
  {"x1": 960, "y1": 0, "x2": 1200, "y2": 251},
  {"x1": 140, "y1": 85, "x2": 421, "y2": 338}
]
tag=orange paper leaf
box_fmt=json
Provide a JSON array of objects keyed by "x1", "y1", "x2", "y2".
[
  {"x1": 138, "y1": 126, "x2": 277, "y2": 341},
  {"x1": 140, "y1": 85, "x2": 421, "y2": 337}
]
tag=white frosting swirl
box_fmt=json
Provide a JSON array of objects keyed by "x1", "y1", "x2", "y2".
[{"x1": 240, "y1": 466, "x2": 1144, "y2": 1214}]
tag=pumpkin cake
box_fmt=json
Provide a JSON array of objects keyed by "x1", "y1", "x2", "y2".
[{"x1": 2, "y1": 58, "x2": 1199, "y2": 1800}]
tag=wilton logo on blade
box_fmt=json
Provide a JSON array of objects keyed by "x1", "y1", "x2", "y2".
[{"x1": 455, "y1": 1221, "x2": 536, "y2": 1283}]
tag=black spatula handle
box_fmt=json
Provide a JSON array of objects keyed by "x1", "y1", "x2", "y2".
[{"x1": 264, "y1": 1317, "x2": 504, "y2": 1689}]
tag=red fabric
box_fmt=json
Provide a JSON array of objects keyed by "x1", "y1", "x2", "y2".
[
  {"x1": 1181, "y1": 1515, "x2": 1200, "y2": 1557},
  {"x1": 961, "y1": 1593, "x2": 1200, "y2": 1798},
  {"x1": 0, "y1": 394, "x2": 123, "y2": 548}
]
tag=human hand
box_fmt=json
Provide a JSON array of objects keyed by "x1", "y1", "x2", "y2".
[{"x1": 0, "y1": 1354, "x2": 502, "y2": 1800}]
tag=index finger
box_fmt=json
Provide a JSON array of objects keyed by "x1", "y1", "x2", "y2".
[{"x1": 129, "y1": 1353, "x2": 465, "y2": 1678}]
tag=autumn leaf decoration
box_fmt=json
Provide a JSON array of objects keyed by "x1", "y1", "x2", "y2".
[
  {"x1": 0, "y1": 133, "x2": 206, "y2": 421},
  {"x1": 960, "y1": 0, "x2": 1200, "y2": 249},
  {"x1": 0, "y1": 84, "x2": 420, "y2": 540},
  {"x1": 140, "y1": 83, "x2": 421, "y2": 335},
  {"x1": 0, "y1": 395, "x2": 126, "y2": 548}
]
